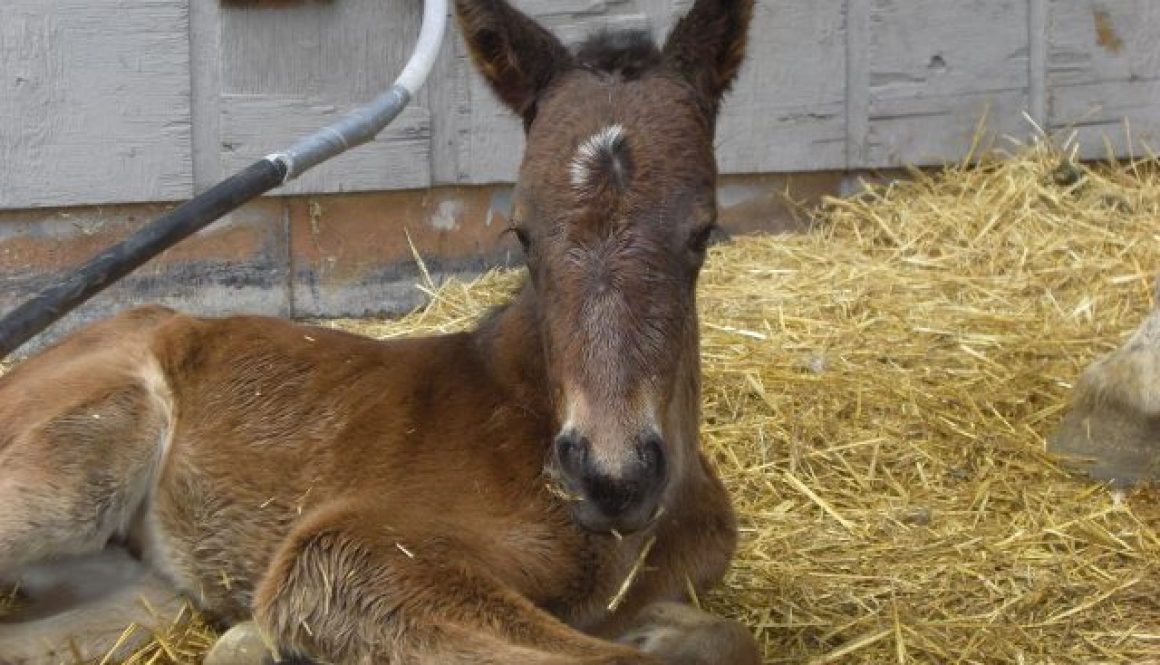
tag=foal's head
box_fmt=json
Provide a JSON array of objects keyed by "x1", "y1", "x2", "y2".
[{"x1": 458, "y1": 0, "x2": 753, "y2": 533}]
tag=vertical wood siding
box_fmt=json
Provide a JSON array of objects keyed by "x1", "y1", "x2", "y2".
[
  {"x1": 1, "y1": 0, "x2": 1157, "y2": 209},
  {"x1": 0, "y1": 0, "x2": 192, "y2": 208}
]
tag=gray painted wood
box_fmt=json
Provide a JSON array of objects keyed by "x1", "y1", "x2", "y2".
[
  {"x1": 190, "y1": 0, "x2": 224, "y2": 192},
  {"x1": 220, "y1": 0, "x2": 422, "y2": 101},
  {"x1": 716, "y1": 0, "x2": 848, "y2": 173},
  {"x1": 0, "y1": 0, "x2": 192, "y2": 209},
  {"x1": 1029, "y1": 0, "x2": 1048, "y2": 126},
  {"x1": 1047, "y1": 1, "x2": 1160, "y2": 159},
  {"x1": 862, "y1": 0, "x2": 1031, "y2": 167},
  {"x1": 217, "y1": 0, "x2": 432, "y2": 193},
  {"x1": 3, "y1": 0, "x2": 1160, "y2": 211},
  {"x1": 220, "y1": 97, "x2": 431, "y2": 195},
  {"x1": 846, "y1": 0, "x2": 872, "y2": 169},
  {"x1": 446, "y1": 23, "x2": 524, "y2": 185},
  {"x1": 422, "y1": 6, "x2": 463, "y2": 185}
]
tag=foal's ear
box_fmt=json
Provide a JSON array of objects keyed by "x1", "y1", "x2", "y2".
[
  {"x1": 662, "y1": 0, "x2": 754, "y2": 118},
  {"x1": 455, "y1": 0, "x2": 572, "y2": 126}
]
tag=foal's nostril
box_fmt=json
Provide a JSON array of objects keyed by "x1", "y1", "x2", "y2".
[
  {"x1": 552, "y1": 428, "x2": 669, "y2": 529},
  {"x1": 554, "y1": 431, "x2": 591, "y2": 478},
  {"x1": 636, "y1": 431, "x2": 667, "y2": 484},
  {"x1": 581, "y1": 432, "x2": 668, "y2": 519}
]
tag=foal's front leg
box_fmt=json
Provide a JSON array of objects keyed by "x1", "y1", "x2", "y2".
[
  {"x1": 251, "y1": 501, "x2": 658, "y2": 665},
  {"x1": 616, "y1": 602, "x2": 761, "y2": 665},
  {"x1": 215, "y1": 601, "x2": 761, "y2": 665}
]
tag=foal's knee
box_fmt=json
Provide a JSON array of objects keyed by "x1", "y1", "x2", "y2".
[
  {"x1": 617, "y1": 603, "x2": 760, "y2": 665},
  {"x1": 253, "y1": 516, "x2": 408, "y2": 664}
]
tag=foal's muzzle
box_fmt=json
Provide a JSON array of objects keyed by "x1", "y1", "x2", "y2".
[{"x1": 550, "y1": 429, "x2": 668, "y2": 534}]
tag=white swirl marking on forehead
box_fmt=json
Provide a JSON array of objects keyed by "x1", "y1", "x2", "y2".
[{"x1": 570, "y1": 124, "x2": 628, "y2": 193}]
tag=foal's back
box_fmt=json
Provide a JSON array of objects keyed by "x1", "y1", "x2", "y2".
[{"x1": 3, "y1": 306, "x2": 573, "y2": 621}]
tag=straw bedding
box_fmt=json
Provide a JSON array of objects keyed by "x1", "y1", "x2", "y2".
[{"x1": 3, "y1": 140, "x2": 1158, "y2": 663}]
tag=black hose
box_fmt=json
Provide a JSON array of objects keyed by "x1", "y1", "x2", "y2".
[{"x1": 0, "y1": 158, "x2": 287, "y2": 359}]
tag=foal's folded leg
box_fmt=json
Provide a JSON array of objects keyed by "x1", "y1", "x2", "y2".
[
  {"x1": 252, "y1": 500, "x2": 660, "y2": 665},
  {"x1": 616, "y1": 602, "x2": 761, "y2": 665},
  {"x1": 207, "y1": 620, "x2": 637, "y2": 665}
]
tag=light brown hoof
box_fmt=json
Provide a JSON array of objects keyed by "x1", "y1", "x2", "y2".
[
  {"x1": 1049, "y1": 307, "x2": 1160, "y2": 488},
  {"x1": 1049, "y1": 406, "x2": 1160, "y2": 488},
  {"x1": 618, "y1": 603, "x2": 760, "y2": 665},
  {"x1": 204, "y1": 621, "x2": 274, "y2": 665}
]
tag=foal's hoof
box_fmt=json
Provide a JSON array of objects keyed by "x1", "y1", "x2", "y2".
[
  {"x1": 1048, "y1": 306, "x2": 1160, "y2": 488},
  {"x1": 205, "y1": 621, "x2": 273, "y2": 665},
  {"x1": 618, "y1": 603, "x2": 760, "y2": 665}
]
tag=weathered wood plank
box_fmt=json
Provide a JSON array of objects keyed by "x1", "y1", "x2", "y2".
[
  {"x1": 219, "y1": 97, "x2": 431, "y2": 195},
  {"x1": 866, "y1": 91, "x2": 1029, "y2": 166},
  {"x1": 1047, "y1": 1, "x2": 1160, "y2": 159},
  {"x1": 6, "y1": 0, "x2": 1160, "y2": 209},
  {"x1": 1046, "y1": 1, "x2": 1160, "y2": 86},
  {"x1": 0, "y1": 0, "x2": 192, "y2": 208},
  {"x1": 1050, "y1": 79, "x2": 1160, "y2": 158},
  {"x1": 191, "y1": 0, "x2": 225, "y2": 192},
  {"x1": 862, "y1": 0, "x2": 1031, "y2": 167},
  {"x1": 1028, "y1": 0, "x2": 1048, "y2": 126},
  {"x1": 0, "y1": 200, "x2": 290, "y2": 356},
  {"x1": 219, "y1": 0, "x2": 432, "y2": 193},
  {"x1": 422, "y1": 5, "x2": 463, "y2": 185},
  {"x1": 220, "y1": 0, "x2": 423, "y2": 102},
  {"x1": 846, "y1": 0, "x2": 872, "y2": 169},
  {"x1": 287, "y1": 188, "x2": 521, "y2": 318},
  {"x1": 714, "y1": 0, "x2": 848, "y2": 173}
]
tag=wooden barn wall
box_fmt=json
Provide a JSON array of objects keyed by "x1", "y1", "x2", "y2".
[
  {"x1": 2, "y1": 0, "x2": 1158, "y2": 209},
  {"x1": 1, "y1": 0, "x2": 193, "y2": 208}
]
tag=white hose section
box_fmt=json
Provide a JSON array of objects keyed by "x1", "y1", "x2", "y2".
[
  {"x1": 266, "y1": 0, "x2": 449, "y2": 182},
  {"x1": 396, "y1": 0, "x2": 448, "y2": 96}
]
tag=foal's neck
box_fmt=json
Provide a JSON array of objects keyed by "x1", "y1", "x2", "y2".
[{"x1": 471, "y1": 282, "x2": 552, "y2": 417}]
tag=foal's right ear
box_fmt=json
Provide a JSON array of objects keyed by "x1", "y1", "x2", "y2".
[
  {"x1": 662, "y1": 0, "x2": 754, "y2": 118},
  {"x1": 455, "y1": 0, "x2": 572, "y2": 126}
]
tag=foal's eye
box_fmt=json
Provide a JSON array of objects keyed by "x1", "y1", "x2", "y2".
[
  {"x1": 688, "y1": 224, "x2": 717, "y2": 254},
  {"x1": 510, "y1": 226, "x2": 532, "y2": 252}
]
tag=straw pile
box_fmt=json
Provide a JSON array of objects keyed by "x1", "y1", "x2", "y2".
[
  {"x1": 688, "y1": 143, "x2": 1160, "y2": 663},
  {"x1": 4, "y1": 139, "x2": 1159, "y2": 663}
]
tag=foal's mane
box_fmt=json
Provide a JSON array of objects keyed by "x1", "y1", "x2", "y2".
[{"x1": 574, "y1": 30, "x2": 664, "y2": 81}]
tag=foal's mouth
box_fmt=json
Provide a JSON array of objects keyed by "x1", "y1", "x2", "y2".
[
  {"x1": 542, "y1": 462, "x2": 669, "y2": 536},
  {"x1": 544, "y1": 475, "x2": 584, "y2": 503}
]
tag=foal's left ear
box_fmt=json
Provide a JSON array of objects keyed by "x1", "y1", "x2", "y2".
[
  {"x1": 662, "y1": 0, "x2": 755, "y2": 118},
  {"x1": 455, "y1": 0, "x2": 573, "y2": 126}
]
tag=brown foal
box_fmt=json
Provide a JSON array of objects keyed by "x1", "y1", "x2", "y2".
[{"x1": 0, "y1": 1, "x2": 760, "y2": 663}]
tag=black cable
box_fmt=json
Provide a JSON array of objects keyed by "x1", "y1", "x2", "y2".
[{"x1": 0, "y1": 158, "x2": 287, "y2": 358}]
